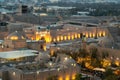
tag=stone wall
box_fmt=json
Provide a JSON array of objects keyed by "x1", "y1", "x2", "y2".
[
  {"x1": 0, "y1": 32, "x2": 8, "y2": 40},
  {"x1": 4, "y1": 40, "x2": 27, "y2": 49},
  {"x1": 0, "y1": 47, "x2": 13, "y2": 52},
  {"x1": 88, "y1": 45, "x2": 120, "y2": 59},
  {"x1": 27, "y1": 41, "x2": 46, "y2": 51},
  {"x1": 8, "y1": 66, "x2": 80, "y2": 80}
]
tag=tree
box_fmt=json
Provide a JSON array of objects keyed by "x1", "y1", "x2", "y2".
[
  {"x1": 81, "y1": 61, "x2": 86, "y2": 68},
  {"x1": 102, "y1": 51, "x2": 109, "y2": 59},
  {"x1": 104, "y1": 75, "x2": 118, "y2": 80},
  {"x1": 91, "y1": 59, "x2": 102, "y2": 68},
  {"x1": 90, "y1": 47, "x2": 99, "y2": 59},
  {"x1": 90, "y1": 47, "x2": 102, "y2": 67},
  {"x1": 75, "y1": 73, "x2": 82, "y2": 80},
  {"x1": 79, "y1": 48, "x2": 89, "y2": 58},
  {"x1": 70, "y1": 52, "x2": 78, "y2": 61},
  {"x1": 103, "y1": 68, "x2": 118, "y2": 80}
]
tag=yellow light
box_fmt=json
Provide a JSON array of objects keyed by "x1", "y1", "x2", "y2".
[
  {"x1": 36, "y1": 32, "x2": 39, "y2": 34},
  {"x1": 35, "y1": 31, "x2": 52, "y2": 42},
  {"x1": 44, "y1": 33, "x2": 52, "y2": 43},
  {"x1": 89, "y1": 32, "x2": 92, "y2": 38},
  {"x1": 45, "y1": 37, "x2": 51, "y2": 43},
  {"x1": 60, "y1": 36, "x2": 63, "y2": 41},
  {"x1": 71, "y1": 35, "x2": 74, "y2": 40},
  {"x1": 10, "y1": 36, "x2": 18, "y2": 40},
  {"x1": 78, "y1": 34, "x2": 80, "y2": 38},
  {"x1": 72, "y1": 74, "x2": 76, "y2": 80},
  {"x1": 85, "y1": 62, "x2": 90, "y2": 68},
  {"x1": 64, "y1": 57, "x2": 68, "y2": 60},
  {"x1": 99, "y1": 32, "x2": 102, "y2": 37},
  {"x1": 57, "y1": 36, "x2": 60, "y2": 41},
  {"x1": 85, "y1": 33, "x2": 88, "y2": 38},
  {"x1": 115, "y1": 61, "x2": 120, "y2": 66},
  {"x1": 57, "y1": 68, "x2": 60, "y2": 71},
  {"x1": 36, "y1": 34, "x2": 40, "y2": 41},
  {"x1": 83, "y1": 32, "x2": 85, "y2": 36},
  {"x1": 71, "y1": 63, "x2": 74, "y2": 66},
  {"x1": 75, "y1": 33, "x2": 77, "y2": 38},
  {"x1": 74, "y1": 64, "x2": 76, "y2": 67},
  {"x1": 50, "y1": 50, "x2": 54, "y2": 56},
  {"x1": 93, "y1": 33, "x2": 95, "y2": 37},
  {"x1": 101, "y1": 59, "x2": 111, "y2": 68},
  {"x1": 65, "y1": 75, "x2": 70, "y2": 80},
  {"x1": 68, "y1": 35, "x2": 71, "y2": 40},
  {"x1": 64, "y1": 36, "x2": 67, "y2": 40},
  {"x1": 103, "y1": 31, "x2": 106, "y2": 37},
  {"x1": 22, "y1": 36, "x2": 25, "y2": 39},
  {"x1": 49, "y1": 62, "x2": 52, "y2": 66},
  {"x1": 43, "y1": 45, "x2": 46, "y2": 51},
  {"x1": 59, "y1": 76, "x2": 63, "y2": 80},
  {"x1": 53, "y1": 38, "x2": 56, "y2": 42},
  {"x1": 40, "y1": 13, "x2": 48, "y2": 16}
]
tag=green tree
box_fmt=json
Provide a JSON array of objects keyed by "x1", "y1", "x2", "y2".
[
  {"x1": 81, "y1": 61, "x2": 86, "y2": 68},
  {"x1": 103, "y1": 68, "x2": 118, "y2": 80},
  {"x1": 90, "y1": 47, "x2": 102, "y2": 67},
  {"x1": 104, "y1": 68, "x2": 113, "y2": 76},
  {"x1": 90, "y1": 47, "x2": 99, "y2": 59},
  {"x1": 79, "y1": 48, "x2": 89, "y2": 58},
  {"x1": 102, "y1": 51, "x2": 109, "y2": 59},
  {"x1": 91, "y1": 59, "x2": 102, "y2": 67},
  {"x1": 75, "y1": 73, "x2": 82, "y2": 80},
  {"x1": 104, "y1": 75, "x2": 118, "y2": 80}
]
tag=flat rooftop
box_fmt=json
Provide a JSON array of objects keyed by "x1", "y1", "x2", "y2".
[{"x1": 0, "y1": 50, "x2": 38, "y2": 59}]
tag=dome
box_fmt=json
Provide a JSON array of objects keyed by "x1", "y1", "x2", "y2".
[
  {"x1": 89, "y1": 43, "x2": 98, "y2": 48},
  {"x1": 98, "y1": 36, "x2": 113, "y2": 47},
  {"x1": 61, "y1": 57, "x2": 76, "y2": 67},
  {"x1": 6, "y1": 31, "x2": 25, "y2": 40},
  {"x1": 35, "y1": 52, "x2": 50, "y2": 62}
]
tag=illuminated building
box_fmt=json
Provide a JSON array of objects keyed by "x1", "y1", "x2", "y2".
[
  {"x1": 30, "y1": 26, "x2": 52, "y2": 43},
  {"x1": 0, "y1": 54, "x2": 80, "y2": 80},
  {"x1": 23, "y1": 25, "x2": 107, "y2": 44},
  {"x1": 0, "y1": 31, "x2": 46, "y2": 52},
  {"x1": 4, "y1": 31, "x2": 27, "y2": 49},
  {"x1": 35, "y1": 31, "x2": 51, "y2": 43}
]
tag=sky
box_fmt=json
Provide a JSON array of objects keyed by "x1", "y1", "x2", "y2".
[{"x1": 0, "y1": 0, "x2": 4, "y2": 2}]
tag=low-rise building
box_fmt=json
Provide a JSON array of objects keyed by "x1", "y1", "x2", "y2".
[{"x1": 0, "y1": 53, "x2": 80, "y2": 80}]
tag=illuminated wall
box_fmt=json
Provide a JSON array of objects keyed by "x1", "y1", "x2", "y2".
[
  {"x1": 68, "y1": 35, "x2": 71, "y2": 40},
  {"x1": 52, "y1": 30, "x2": 106, "y2": 42},
  {"x1": 65, "y1": 75, "x2": 70, "y2": 80},
  {"x1": 35, "y1": 30, "x2": 106, "y2": 43},
  {"x1": 35, "y1": 31, "x2": 52, "y2": 43},
  {"x1": 10, "y1": 36, "x2": 18, "y2": 40}
]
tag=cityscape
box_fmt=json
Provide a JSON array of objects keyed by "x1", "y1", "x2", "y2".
[{"x1": 0, "y1": 0, "x2": 120, "y2": 80}]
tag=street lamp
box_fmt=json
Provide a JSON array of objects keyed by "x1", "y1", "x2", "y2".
[{"x1": 64, "y1": 57, "x2": 68, "y2": 61}]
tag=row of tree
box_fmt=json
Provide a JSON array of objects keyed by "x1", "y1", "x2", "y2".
[{"x1": 49, "y1": 3, "x2": 120, "y2": 16}]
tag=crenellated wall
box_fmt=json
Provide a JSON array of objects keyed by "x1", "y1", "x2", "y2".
[{"x1": 8, "y1": 66, "x2": 80, "y2": 80}]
